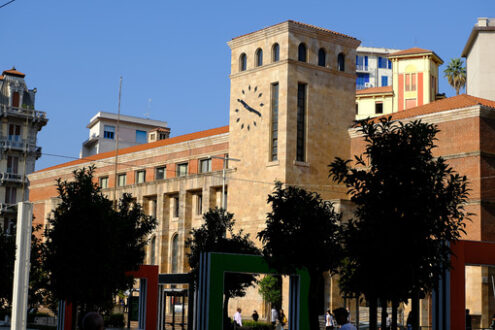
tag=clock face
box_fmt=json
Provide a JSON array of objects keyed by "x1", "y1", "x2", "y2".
[{"x1": 235, "y1": 85, "x2": 264, "y2": 131}]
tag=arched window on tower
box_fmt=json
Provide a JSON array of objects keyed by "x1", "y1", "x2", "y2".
[
  {"x1": 256, "y1": 48, "x2": 263, "y2": 67},
  {"x1": 318, "y1": 48, "x2": 326, "y2": 67},
  {"x1": 240, "y1": 53, "x2": 247, "y2": 72},
  {"x1": 272, "y1": 43, "x2": 280, "y2": 62},
  {"x1": 338, "y1": 53, "x2": 345, "y2": 72},
  {"x1": 171, "y1": 234, "x2": 179, "y2": 273},
  {"x1": 12, "y1": 91, "x2": 19, "y2": 107},
  {"x1": 298, "y1": 43, "x2": 307, "y2": 62}
]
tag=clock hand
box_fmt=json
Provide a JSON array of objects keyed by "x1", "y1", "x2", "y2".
[{"x1": 237, "y1": 99, "x2": 262, "y2": 117}]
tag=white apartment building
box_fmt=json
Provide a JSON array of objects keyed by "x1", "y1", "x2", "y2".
[
  {"x1": 462, "y1": 17, "x2": 495, "y2": 101},
  {"x1": 0, "y1": 67, "x2": 47, "y2": 229},
  {"x1": 80, "y1": 112, "x2": 170, "y2": 157},
  {"x1": 356, "y1": 46, "x2": 401, "y2": 90}
]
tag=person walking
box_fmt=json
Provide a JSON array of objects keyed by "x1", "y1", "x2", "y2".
[
  {"x1": 325, "y1": 309, "x2": 335, "y2": 330},
  {"x1": 271, "y1": 306, "x2": 278, "y2": 327},
  {"x1": 233, "y1": 308, "x2": 242, "y2": 328}
]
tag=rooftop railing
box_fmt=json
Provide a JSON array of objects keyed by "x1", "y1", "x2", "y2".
[{"x1": 0, "y1": 105, "x2": 47, "y2": 122}]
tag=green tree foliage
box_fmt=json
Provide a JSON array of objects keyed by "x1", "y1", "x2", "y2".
[
  {"x1": 329, "y1": 118, "x2": 469, "y2": 330},
  {"x1": 257, "y1": 182, "x2": 343, "y2": 330},
  {"x1": 0, "y1": 224, "x2": 48, "y2": 314},
  {"x1": 257, "y1": 275, "x2": 282, "y2": 308},
  {"x1": 444, "y1": 58, "x2": 467, "y2": 95},
  {"x1": 44, "y1": 166, "x2": 156, "y2": 316},
  {"x1": 186, "y1": 208, "x2": 260, "y2": 326}
]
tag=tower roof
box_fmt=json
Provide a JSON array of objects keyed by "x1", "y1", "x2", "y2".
[
  {"x1": 388, "y1": 47, "x2": 443, "y2": 64},
  {"x1": 2, "y1": 67, "x2": 25, "y2": 78}
]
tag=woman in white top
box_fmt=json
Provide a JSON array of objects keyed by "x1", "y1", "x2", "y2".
[{"x1": 325, "y1": 310, "x2": 335, "y2": 330}]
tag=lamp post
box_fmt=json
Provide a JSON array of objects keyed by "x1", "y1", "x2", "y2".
[{"x1": 210, "y1": 155, "x2": 240, "y2": 210}]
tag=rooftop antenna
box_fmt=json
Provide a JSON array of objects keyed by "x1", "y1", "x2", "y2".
[{"x1": 113, "y1": 76, "x2": 123, "y2": 206}]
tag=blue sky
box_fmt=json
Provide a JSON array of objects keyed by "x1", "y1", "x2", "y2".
[{"x1": 1, "y1": 0, "x2": 493, "y2": 170}]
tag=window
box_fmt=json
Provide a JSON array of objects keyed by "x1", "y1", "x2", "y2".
[
  {"x1": 12, "y1": 92, "x2": 19, "y2": 107},
  {"x1": 199, "y1": 159, "x2": 211, "y2": 173},
  {"x1": 318, "y1": 48, "x2": 326, "y2": 67},
  {"x1": 272, "y1": 43, "x2": 280, "y2": 62},
  {"x1": 7, "y1": 156, "x2": 18, "y2": 174},
  {"x1": 117, "y1": 173, "x2": 126, "y2": 187},
  {"x1": 375, "y1": 102, "x2": 383, "y2": 114},
  {"x1": 256, "y1": 48, "x2": 263, "y2": 67},
  {"x1": 356, "y1": 73, "x2": 370, "y2": 90},
  {"x1": 136, "y1": 130, "x2": 147, "y2": 144},
  {"x1": 381, "y1": 76, "x2": 388, "y2": 87},
  {"x1": 177, "y1": 163, "x2": 188, "y2": 177},
  {"x1": 99, "y1": 176, "x2": 109, "y2": 189},
  {"x1": 171, "y1": 234, "x2": 179, "y2": 273},
  {"x1": 240, "y1": 53, "x2": 247, "y2": 71},
  {"x1": 8, "y1": 124, "x2": 21, "y2": 142},
  {"x1": 103, "y1": 125, "x2": 115, "y2": 139},
  {"x1": 296, "y1": 83, "x2": 306, "y2": 162},
  {"x1": 136, "y1": 170, "x2": 146, "y2": 184},
  {"x1": 173, "y1": 196, "x2": 179, "y2": 218},
  {"x1": 378, "y1": 56, "x2": 390, "y2": 69},
  {"x1": 405, "y1": 73, "x2": 417, "y2": 92},
  {"x1": 338, "y1": 53, "x2": 345, "y2": 72},
  {"x1": 356, "y1": 55, "x2": 368, "y2": 70},
  {"x1": 270, "y1": 83, "x2": 279, "y2": 161},
  {"x1": 5, "y1": 186, "x2": 16, "y2": 204},
  {"x1": 196, "y1": 193, "x2": 203, "y2": 215},
  {"x1": 355, "y1": 103, "x2": 359, "y2": 115},
  {"x1": 388, "y1": 59, "x2": 392, "y2": 69},
  {"x1": 150, "y1": 236, "x2": 156, "y2": 265},
  {"x1": 298, "y1": 43, "x2": 307, "y2": 62},
  {"x1": 156, "y1": 166, "x2": 166, "y2": 180}
]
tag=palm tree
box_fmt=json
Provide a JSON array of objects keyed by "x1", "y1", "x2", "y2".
[{"x1": 444, "y1": 58, "x2": 467, "y2": 95}]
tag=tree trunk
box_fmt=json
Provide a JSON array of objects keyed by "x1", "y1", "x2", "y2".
[
  {"x1": 381, "y1": 299, "x2": 387, "y2": 330},
  {"x1": 223, "y1": 295, "x2": 230, "y2": 330},
  {"x1": 308, "y1": 271, "x2": 323, "y2": 330},
  {"x1": 369, "y1": 297, "x2": 377, "y2": 330},
  {"x1": 391, "y1": 299, "x2": 398, "y2": 330}
]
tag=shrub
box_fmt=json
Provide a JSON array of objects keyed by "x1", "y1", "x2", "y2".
[{"x1": 241, "y1": 319, "x2": 274, "y2": 329}]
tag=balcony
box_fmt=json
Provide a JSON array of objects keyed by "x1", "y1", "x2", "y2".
[
  {"x1": 0, "y1": 172, "x2": 25, "y2": 184},
  {"x1": 0, "y1": 137, "x2": 42, "y2": 157},
  {"x1": 0, "y1": 105, "x2": 48, "y2": 125},
  {"x1": 356, "y1": 64, "x2": 370, "y2": 72}
]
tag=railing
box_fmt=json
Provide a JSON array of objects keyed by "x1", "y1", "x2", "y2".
[
  {"x1": 356, "y1": 64, "x2": 369, "y2": 71},
  {"x1": 0, "y1": 137, "x2": 42, "y2": 155},
  {"x1": 0, "y1": 104, "x2": 47, "y2": 122},
  {"x1": 0, "y1": 172, "x2": 24, "y2": 184}
]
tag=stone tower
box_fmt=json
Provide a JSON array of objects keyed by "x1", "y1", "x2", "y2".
[
  {"x1": 227, "y1": 20, "x2": 360, "y2": 238},
  {"x1": 0, "y1": 68, "x2": 47, "y2": 229}
]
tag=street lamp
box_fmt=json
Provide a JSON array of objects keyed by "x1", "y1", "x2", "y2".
[{"x1": 210, "y1": 155, "x2": 240, "y2": 210}]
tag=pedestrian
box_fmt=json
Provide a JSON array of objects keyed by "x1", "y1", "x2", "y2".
[
  {"x1": 333, "y1": 308, "x2": 356, "y2": 330},
  {"x1": 234, "y1": 308, "x2": 242, "y2": 328},
  {"x1": 271, "y1": 306, "x2": 278, "y2": 327},
  {"x1": 385, "y1": 312, "x2": 391, "y2": 330},
  {"x1": 325, "y1": 309, "x2": 336, "y2": 330},
  {"x1": 406, "y1": 311, "x2": 413, "y2": 330},
  {"x1": 82, "y1": 312, "x2": 104, "y2": 330},
  {"x1": 279, "y1": 308, "x2": 287, "y2": 326},
  {"x1": 490, "y1": 313, "x2": 495, "y2": 329},
  {"x1": 466, "y1": 309, "x2": 472, "y2": 330},
  {"x1": 252, "y1": 310, "x2": 259, "y2": 322}
]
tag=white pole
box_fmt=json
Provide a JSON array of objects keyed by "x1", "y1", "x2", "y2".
[{"x1": 11, "y1": 202, "x2": 33, "y2": 330}]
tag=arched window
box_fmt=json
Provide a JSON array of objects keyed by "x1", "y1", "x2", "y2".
[
  {"x1": 272, "y1": 43, "x2": 280, "y2": 62},
  {"x1": 338, "y1": 53, "x2": 345, "y2": 72},
  {"x1": 171, "y1": 234, "x2": 179, "y2": 273},
  {"x1": 256, "y1": 48, "x2": 263, "y2": 67},
  {"x1": 240, "y1": 53, "x2": 247, "y2": 72},
  {"x1": 298, "y1": 43, "x2": 307, "y2": 62},
  {"x1": 318, "y1": 48, "x2": 326, "y2": 67}
]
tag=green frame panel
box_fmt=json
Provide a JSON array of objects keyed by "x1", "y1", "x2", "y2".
[{"x1": 206, "y1": 253, "x2": 310, "y2": 330}]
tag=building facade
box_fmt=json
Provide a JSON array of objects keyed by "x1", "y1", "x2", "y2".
[
  {"x1": 80, "y1": 111, "x2": 170, "y2": 158},
  {"x1": 355, "y1": 46, "x2": 399, "y2": 90},
  {"x1": 462, "y1": 17, "x2": 495, "y2": 101},
  {"x1": 0, "y1": 68, "x2": 47, "y2": 229}
]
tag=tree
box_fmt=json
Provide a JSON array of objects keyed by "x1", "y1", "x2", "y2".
[
  {"x1": 444, "y1": 58, "x2": 467, "y2": 95},
  {"x1": 257, "y1": 182, "x2": 343, "y2": 330},
  {"x1": 258, "y1": 275, "x2": 282, "y2": 309},
  {"x1": 329, "y1": 118, "x2": 469, "y2": 330},
  {"x1": 44, "y1": 166, "x2": 156, "y2": 327},
  {"x1": 0, "y1": 224, "x2": 48, "y2": 315},
  {"x1": 186, "y1": 208, "x2": 260, "y2": 327}
]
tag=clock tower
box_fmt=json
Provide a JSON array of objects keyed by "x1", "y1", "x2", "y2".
[{"x1": 226, "y1": 20, "x2": 360, "y2": 238}]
